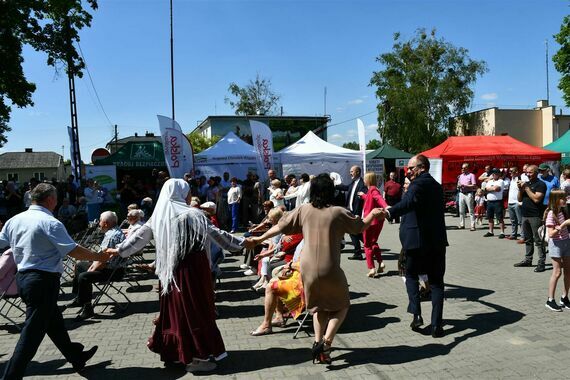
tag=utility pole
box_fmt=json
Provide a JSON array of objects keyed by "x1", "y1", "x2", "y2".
[
  {"x1": 170, "y1": 0, "x2": 175, "y2": 121},
  {"x1": 545, "y1": 39, "x2": 550, "y2": 104},
  {"x1": 324, "y1": 86, "x2": 327, "y2": 116},
  {"x1": 114, "y1": 124, "x2": 118, "y2": 153},
  {"x1": 65, "y1": 16, "x2": 82, "y2": 181}
]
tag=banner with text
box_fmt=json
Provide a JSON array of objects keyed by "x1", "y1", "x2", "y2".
[
  {"x1": 157, "y1": 115, "x2": 195, "y2": 178},
  {"x1": 250, "y1": 120, "x2": 274, "y2": 183}
]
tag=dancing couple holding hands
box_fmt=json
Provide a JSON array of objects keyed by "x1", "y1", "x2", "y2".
[{"x1": 247, "y1": 173, "x2": 386, "y2": 365}]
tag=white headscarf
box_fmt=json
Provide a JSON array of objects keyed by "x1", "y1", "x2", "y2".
[{"x1": 150, "y1": 178, "x2": 208, "y2": 295}]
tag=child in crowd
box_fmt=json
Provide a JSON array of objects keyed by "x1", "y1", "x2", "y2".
[
  {"x1": 268, "y1": 179, "x2": 285, "y2": 210},
  {"x1": 545, "y1": 190, "x2": 570, "y2": 312},
  {"x1": 474, "y1": 188, "x2": 486, "y2": 225}
]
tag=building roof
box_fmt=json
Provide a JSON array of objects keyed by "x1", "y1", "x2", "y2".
[
  {"x1": 366, "y1": 143, "x2": 413, "y2": 160},
  {"x1": 105, "y1": 134, "x2": 161, "y2": 149},
  {"x1": 0, "y1": 151, "x2": 62, "y2": 169},
  {"x1": 194, "y1": 115, "x2": 330, "y2": 134}
]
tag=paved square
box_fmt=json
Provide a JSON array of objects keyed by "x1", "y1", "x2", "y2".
[{"x1": 1, "y1": 215, "x2": 567, "y2": 379}]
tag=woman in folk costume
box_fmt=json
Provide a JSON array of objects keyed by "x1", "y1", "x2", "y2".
[{"x1": 106, "y1": 179, "x2": 246, "y2": 373}]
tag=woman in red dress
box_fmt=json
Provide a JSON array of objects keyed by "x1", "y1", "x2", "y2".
[{"x1": 359, "y1": 172, "x2": 389, "y2": 277}]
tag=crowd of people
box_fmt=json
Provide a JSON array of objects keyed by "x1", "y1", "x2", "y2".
[
  {"x1": 455, "y1": 162, "x2": 570, "y2": 311},
  {"x1": 5, "y1": 153, "x2": 570, "y2": 377}
]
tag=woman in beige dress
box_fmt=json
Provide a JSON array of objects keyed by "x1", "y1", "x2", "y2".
[{"x1": 250, "y1": 173, "x2": 383, "y2": 364}]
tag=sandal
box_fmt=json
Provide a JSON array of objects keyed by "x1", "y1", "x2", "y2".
[
  {"x1": 250, "y1": 326, "x2": 272, "y2": 336},
  {"x1": 318, "y1": 338, "x2": 333, "y2": 364},
  {"x1": 271, "y1": 318, "x2": 286, "y2": 327},
  {"x1": 311, "y1": 340, "x2": 324, "y2": 364}
]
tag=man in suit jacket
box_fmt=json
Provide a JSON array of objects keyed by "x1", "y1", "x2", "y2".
[
  {"x1": 382, "y1": 155, "x2": 448, "y2": 338},
  {"x1": 336, "y1": 166, "x2": 368, "y2": 260}
]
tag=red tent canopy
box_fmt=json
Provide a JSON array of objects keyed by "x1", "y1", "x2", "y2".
[{"x1": 421, "y1": 136, "x2": 561, "y2": 190}]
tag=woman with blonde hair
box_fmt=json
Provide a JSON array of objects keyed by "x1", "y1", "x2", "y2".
[{"x1": 358, "y1": 172, "x2": 389, "y2": 277}]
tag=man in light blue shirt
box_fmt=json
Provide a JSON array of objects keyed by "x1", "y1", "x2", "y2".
[
  {"x1": 538, "y1": 163, "x2": 560, "y2": 206},
  {"x1": 0, "y1": 183, "x2": 109, "y2": 379}
]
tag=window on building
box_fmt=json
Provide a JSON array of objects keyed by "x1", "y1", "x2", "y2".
[
  {"x1": 7, "y1": 173, "x2": 19, "y2": 182},
  {"x1": 33, "y1": 172, "x2": 45, "y2": 181}
]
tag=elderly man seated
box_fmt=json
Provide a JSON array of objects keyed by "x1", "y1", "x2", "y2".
[
  {"x1": 123, "y1": 209, "x2": 145, "y2": 236},
  {"x1": 68, "y1": 211, "x2": 126, "y2": 320}
]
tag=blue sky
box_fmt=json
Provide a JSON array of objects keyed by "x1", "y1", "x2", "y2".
[{"x1": 2, "y1": 0, "x2": 569, "y2": 160}]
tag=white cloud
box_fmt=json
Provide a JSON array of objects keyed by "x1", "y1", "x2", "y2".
[
  {"x1": 366, "y1": 123, "x2": 378, "y2": 131},
  {"x1": 336, "y1": 106, "x2": 345, "y2": 112},
  {"x1": 347, "y1": 99, "x2": 364, "y2": 105},
  {"x1": 346, "y1": 129, "x2": 357, "y2": 137},
  {"x1": 329, "y1": 133, "x2": 343, "y2": 140},
  {"x1": 481, "y1": 93, "x2": 498, "y2": 101}
]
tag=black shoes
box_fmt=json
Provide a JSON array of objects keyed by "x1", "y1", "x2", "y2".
[
  {"x1": 410, "y1": 315, "x2": 424, "y2": 331},
  {"x1": 71, "y1": 345, "x2": 98, "y2": 372},
  {"x1": 431, "y1": 326, "x2": 444, "y2": 338},
  {"x1": 77, "y1": 304, "x2": 94, "y2": 321},
  {"x1": 534, "y1": 265, "x2": 546, "y2": 273},
  {"x1": 483, "y1": 232, "x2": 494, "y2": 237},
  {"x1": 561, "y1": 296, "x2": 570, "y2": 309},
  {"x1": 513, "y1": 260, "x2": 532, "y2": 267},
  {"x1": 348, "y1": 254, "x2": 364, "y2": 260}
]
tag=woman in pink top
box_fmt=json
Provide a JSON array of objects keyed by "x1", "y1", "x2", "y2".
[
  {"x1": 359, "y1": 172, "x2": 389, "y2": 278},
  {"x1": 545, "y1": 190, "x2": 570, "y2": 312}
]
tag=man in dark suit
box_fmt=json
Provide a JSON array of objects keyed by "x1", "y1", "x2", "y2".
[
  {"x1": 382, "y1": 155, "x2": 448, "y2": 338},
  {"x1": 336, "y1": 166, "x2": 368, "y2": 260}
]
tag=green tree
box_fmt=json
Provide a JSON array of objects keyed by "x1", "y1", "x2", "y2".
[
  {"x1": 0, "y1": 0, "x2": 98, "y2": 147},
  {"x1": 342, "y1": 141, "x2": 360, "y2": 150},
  {"x1": 367, "y1": 139, "x2": 382, "y2": 150},
  {"x1": 370, "y1": 28, "x2": 487, "y2": 153},
  {"x1": 553, "y1": 15, "x2": 570, "y2": 107},
  {"x1": 342, "y1": 139, "x2": 382, "y2": 150},
  {"x1": 187, "y1": 133, "x2": 220, "y2": 154},
  {"x1": 225, "y1": 73, "x2": 281, "y2": 115}
]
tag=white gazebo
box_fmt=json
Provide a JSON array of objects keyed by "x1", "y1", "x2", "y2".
[{"x1": 195, "y1": 132, "x2": 258, "y2": 179}]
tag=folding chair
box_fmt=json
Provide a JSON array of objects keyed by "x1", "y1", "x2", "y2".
[
  {"x1": 92, "y1": 258, "x2": 131, "y2": 313},
  {"x1": 0, "y1": 277, "x2": 25, "y2": 331},
  {"x1": 290, "y1": 309, "x2": 312, "y2": 339}
]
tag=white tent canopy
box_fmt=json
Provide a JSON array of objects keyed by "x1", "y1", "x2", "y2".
[
  {"x1": 278, "y1": 131, "x2": 363, "y2": 177},
  {"x1": 195, "y1": 132, "x2": 258, "y2": 178}
]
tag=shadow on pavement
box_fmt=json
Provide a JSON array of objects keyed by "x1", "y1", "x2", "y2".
[
  {"x1": 216, "y1": 304, "x2": 263, "y2": 319},
  {"x1": 331, "y1": 283, "x2": 524, "y2": 369},
  {"x1": 342, "y1": 301, "x2": 400, "y2": 334}
]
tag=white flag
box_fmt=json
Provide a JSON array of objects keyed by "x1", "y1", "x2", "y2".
[
  {"x1": 157, "y1": 115, "x2": 195, "y2": 178},
  {"x1": 357, "y1": 118, "x2": 367, "y2": 173},
  {"x1": 250, "y1": 120, "x2": 274, "y2": 183}
]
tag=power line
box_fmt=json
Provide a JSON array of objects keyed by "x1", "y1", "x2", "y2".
[
  {"x1": 327, "y1": 109, "x2": 377, "y2": 127},
  {"x1": 76, "y1": 42, "x2": 114, "y2": 127}
]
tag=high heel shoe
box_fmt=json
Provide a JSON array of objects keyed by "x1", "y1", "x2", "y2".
[
  {"x1": 319, "y1": 340, "x2": 332, "y2": 365},
  {"x1": 311, "y1": 340, "x2": 324, "y2": 364},
  {"x1": 367, "y1": 269, "x2": 376, "y2": 278}
]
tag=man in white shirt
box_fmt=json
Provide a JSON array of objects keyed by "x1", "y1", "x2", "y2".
[
  {"x1": 506, "y1": 167, "x2": 523, "y2": 240},
  {"x1": 483, "y1": 169, "x2": 506, "y2": 238}
]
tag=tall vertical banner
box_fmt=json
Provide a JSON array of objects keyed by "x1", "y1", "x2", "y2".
[
  {"x1": 250, "y1": 120, "x2": 274, "y2": 183},
  {"x1": 157, "y1": 115, "x2": 195, "y2": 178},
  {"x1": 357, "y1": 118, "x2": 367, "y2": 173}
]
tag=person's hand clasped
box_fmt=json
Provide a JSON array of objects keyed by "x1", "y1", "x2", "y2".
[
  {"x1": 243, "y1": 237, "x2": 258, "y2": 250},
  {"x1": 104, "y1": 248, "x2": 119, "y2": 258}
]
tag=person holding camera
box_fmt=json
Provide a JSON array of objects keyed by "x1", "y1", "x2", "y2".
[
  {"x1": 482, "y1": 168, "x2": 506, "y2": 238},
  {"x1": 514, "y1": 165, "x2": 547, "y2": 272}
]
